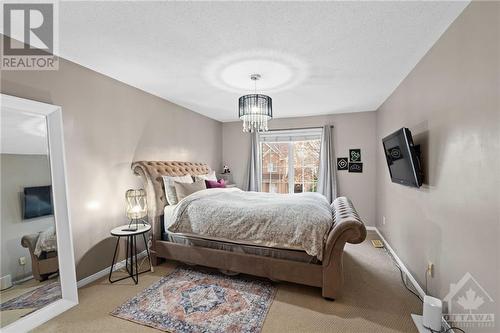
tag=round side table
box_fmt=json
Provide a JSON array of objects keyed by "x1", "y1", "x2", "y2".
[{"x1": 108, "y1": 224, "x2": 152, "y2": 284}]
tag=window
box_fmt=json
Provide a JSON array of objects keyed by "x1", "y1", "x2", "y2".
[{"x1": 260, "y1": 129, "x2": 321, "y2": 194}]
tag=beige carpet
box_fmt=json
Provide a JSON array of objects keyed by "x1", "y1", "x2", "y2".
[{"x1": 33, "y1": 231, "x2": 421, "y2": 332}]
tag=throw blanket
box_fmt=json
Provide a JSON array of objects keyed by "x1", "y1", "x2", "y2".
[
  {"x1": 34, "y1": 226, "x2": 57, "y2": 257},
  {"x1": 168, "y1": 188, "x2": 333, "y2": 260}
]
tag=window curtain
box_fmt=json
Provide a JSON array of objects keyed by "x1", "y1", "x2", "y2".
[
  {"x1": 317, "y1": 125, "x2": 337, "y2": 203},
  {"x1": 246, "y1": 131, "x2": 261, "y2": 192}
]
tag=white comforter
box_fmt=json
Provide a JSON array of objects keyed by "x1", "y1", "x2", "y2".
[{"x1": 167, "y1": 188, "x2": 333, "y2": 260}]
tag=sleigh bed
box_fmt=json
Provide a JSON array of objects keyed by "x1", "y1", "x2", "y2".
[{"x1": 132, "y1": 161, "x2": 366, "y2": 299}]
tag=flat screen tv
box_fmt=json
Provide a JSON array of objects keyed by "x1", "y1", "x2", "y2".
[
  {"x1": 23, "y1": 185, "x2": 53, "y2": 219},
  {"x1": 382, "y1": 128, "x2": 423, "y2": 188}
]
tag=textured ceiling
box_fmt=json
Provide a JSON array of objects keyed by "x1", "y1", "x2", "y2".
[{"x1": 56, "y1": 1, "x2": 468, "y2": 122}]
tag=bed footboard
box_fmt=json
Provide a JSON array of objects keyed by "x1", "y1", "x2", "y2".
[{"x1": 322, "y1": 197, "x2": 367, "y2": 299}]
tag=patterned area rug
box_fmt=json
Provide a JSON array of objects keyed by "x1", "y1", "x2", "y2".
[
  {"x1": 111, "y1": 267, "x2": 277, "y2": 333},
  {"x1": 0, "y1": 281, "x2": 61, "y2": 311}
]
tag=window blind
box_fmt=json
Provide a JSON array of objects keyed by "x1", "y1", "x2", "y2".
[{"x1": 259, "y1": 128, "x2": 322, "y2": 143}]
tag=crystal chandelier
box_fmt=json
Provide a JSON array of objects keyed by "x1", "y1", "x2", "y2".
[{"x1": 238, "y1": 74, "x2": 273, "y2": 132}]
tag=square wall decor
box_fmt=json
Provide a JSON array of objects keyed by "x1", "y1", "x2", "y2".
[
  {"x1": 349, "y1": 162, "x2": 363, "y2": 173},
  {"x1": 349, "y1": 149, "x2": 361, "y2": 162},
  {"x1": 337, "y1": 157, "x2": 348, "y2": 170}
]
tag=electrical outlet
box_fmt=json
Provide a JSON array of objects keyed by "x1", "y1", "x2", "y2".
[
  {"x1": 427, "y1": 262, "x2": 434, "y2": 277},
  {"x1": 382, "y1": 216, "x2": 386, "y2": 225},
  {"x1": 18, "y1": 256, "x2": 26, "y2": 266}
]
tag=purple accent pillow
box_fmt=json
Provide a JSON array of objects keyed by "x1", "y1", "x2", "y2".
[{"x1": 205, "y1": 179, "x2": 226, "y2": 188}]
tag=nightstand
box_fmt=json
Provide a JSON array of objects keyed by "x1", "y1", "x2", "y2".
[
  {"x1": 108, "y1": 224, "x2": 152, "y2": 284},
  {"x1": 218, "y1": 173, "x2": 233, "y2": 183}
]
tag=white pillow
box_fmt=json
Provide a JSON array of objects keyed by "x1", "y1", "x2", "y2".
[
  {"x1": 194, "y1": 170, "x2": 217, "y2": 182},
  {"x1": 162, "y1": 175, "x2": 193, "y2": 205}
]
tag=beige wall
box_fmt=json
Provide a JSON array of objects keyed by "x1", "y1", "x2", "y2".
[
  {"x1": 1, "y1": 55, "x2": 223, "y2": 280},
  {"x1": 375, "y1": 1, "x2": 499, "y2": 323},
  {"x1": 223, "y1": 111, "x2": 377, "y2": 226},
  {"x1": 1, "y1": 154, "x2": 54, "y2": 281}
]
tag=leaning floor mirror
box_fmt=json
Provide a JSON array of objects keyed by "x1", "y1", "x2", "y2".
[{"x1": 0, "y1": 94, "x2": 78, "y2": 332}]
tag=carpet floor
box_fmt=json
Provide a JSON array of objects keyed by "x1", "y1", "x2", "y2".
[
  {"x1": 33, "y1": 231, "x2": 421, "y2": 333},
  {"x1": 0, "y1": 277, "x2": 58, "y2": 328}
]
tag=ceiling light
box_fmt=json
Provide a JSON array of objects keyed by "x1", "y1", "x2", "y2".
[{"x1": 238, "y1": 74, "x2": 273, "y2": 133}]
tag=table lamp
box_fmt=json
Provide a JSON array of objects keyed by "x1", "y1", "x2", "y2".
[{"x1": 125, "y1": 189, "x2": 148, "y2": 230}]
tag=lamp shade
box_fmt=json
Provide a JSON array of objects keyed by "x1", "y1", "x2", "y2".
[
  {"x1": 125, "y1": 189, "x2": 147, "y2": 220},
  {"x1": 238, "y1": 94, "x2": 273, "y2": 132}
]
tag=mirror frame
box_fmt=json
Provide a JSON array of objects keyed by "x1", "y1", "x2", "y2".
[{"x1": 1, "y1": 94, "x2": 78, "y2": 332}]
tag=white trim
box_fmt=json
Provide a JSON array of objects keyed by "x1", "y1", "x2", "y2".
[
  {"x1": 1, "y1": 299, "x2": 77, "y2": 333},
  {"x1": 47, "y1": 108, "x2": 78, "y2": 303},
  {"x1": 366, "y1": 226, "x2": 425, "y2": 297},
  {"x1": 12, "y1": 275, "x2": 34, "y2": 285},
  {"x1": 1, "y1": 94, "x2": 78, "y2": 333},
  {"x1": 1, "y1": 95, "x2": 58, "y2": 116},
  {"x1": 77, "y1": 250, "x2": 148, "y2": 288},
  {"x1": 368, "y1": 226, "x2": 455, "y2": 333},
  {"x1": 259, "y1": 128, "x2": 323, "y2": 142}
]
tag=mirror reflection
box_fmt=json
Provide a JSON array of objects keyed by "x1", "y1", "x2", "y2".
[{"x1": 0, "y1": 108, "x2": 61, "y2": 328}]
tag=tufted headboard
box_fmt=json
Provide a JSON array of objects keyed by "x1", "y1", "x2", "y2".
[{"x1": 131, "y1": 161, "x2": 210, "y2": 218}]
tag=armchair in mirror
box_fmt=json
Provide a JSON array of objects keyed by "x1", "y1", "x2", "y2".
[{"x1": 0, "y1": 94, "x2": 78, "y2": 332}]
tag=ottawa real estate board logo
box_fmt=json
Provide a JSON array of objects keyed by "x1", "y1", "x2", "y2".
[
  {"x1": 444, "y1": 272, "x2": 495, "y2": 330},
  {"x1": 1, "y1": 1, "x2": 58, "y2": 70}
]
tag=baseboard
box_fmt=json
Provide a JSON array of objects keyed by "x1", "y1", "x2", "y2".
[
  {"x1": 3, "y1": 256, "x2": 146, "y2": 290},
  {"x1": 14, "y1": 275, "x2": 35, "y2": 284},
  {"x1": 77, "y1": 250, "x2": 148, "y2": 288},
  {"x1": 366, "y1": 226, "x2": 425, "y2": 298}
]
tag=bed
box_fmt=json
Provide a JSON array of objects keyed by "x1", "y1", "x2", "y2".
[{"x1": 132, "y1": 161, "x2": 366, "y2": 299}]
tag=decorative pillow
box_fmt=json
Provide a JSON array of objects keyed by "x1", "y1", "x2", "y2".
[
  {"x1": 194, "y1": 170, "x2": 217, "y2": 182},
  {"x1": 205, "y1": 178, "x2": 226, "y2": 189},
  {"x1": 34, "y1": 226, "x2": 57, "y2": 257},
  {"x1": 162, "y1": 175, "x2": 193, "y2": 205},
  {"x1": 174, "y1": 179, "x2": 207, "y2": 201}
]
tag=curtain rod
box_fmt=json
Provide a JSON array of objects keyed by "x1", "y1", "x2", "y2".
[{"x1": 267, "y1": 125, "x2": 334, "y2": 132}]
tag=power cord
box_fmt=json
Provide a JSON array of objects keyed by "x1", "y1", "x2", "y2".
[
  {"x1": 382, "y1": 246, "x2": 423, "y2": 302},
  {"x1": 381, "y1": 246, "x2": 467, "y2": 333},
  {"x1": 117, "y1": 254, "x2": 150, "y2": 273},
  {"x1": 425, "y1": 326, "x2": 466, "y2": 333},
  {"x1": 443, "y1": 328, "x2": 466, "y2": 333}
]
